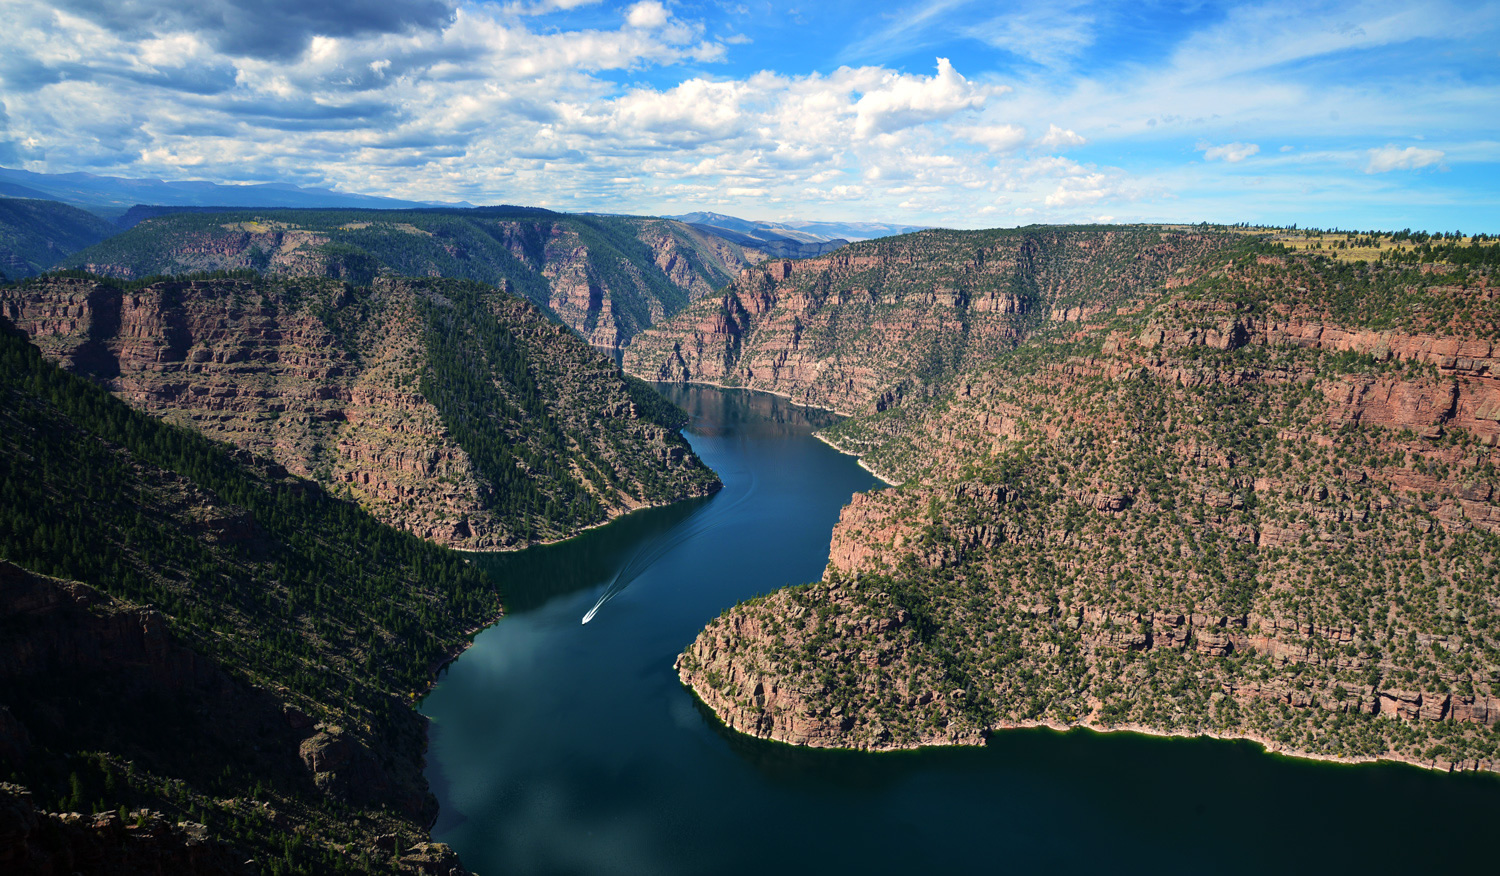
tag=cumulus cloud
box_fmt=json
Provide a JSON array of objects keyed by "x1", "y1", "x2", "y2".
[
  {"x1": 625, "y1": 1, "x2": 669, "y2": 29},
  {"x1": 1037, "y1": 124, "x2": 1086, "y2": 150},
  {"x1": 953, "y1": 123, "x2": 1027, "y2": 153},
  {"x1": 853, "y1": 58, "x2": 991, "y2": 138},
  {"x1": 4, "y1": 0, "x2": 1487, "y2": 227},
  {"x1": 1364, "y1": 144, "x2": 1446, "y2": 173},
  {"x1": 1199, "y1": 141, "x2": 1260, "y2": 163}
]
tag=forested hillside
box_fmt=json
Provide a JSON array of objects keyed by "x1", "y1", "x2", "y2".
[
  {"x1": 0, "y1": 272, "x2": 718, "y2": 549},
  {"x1": 0, "y1": 317, "x2": 493, "y2": 872},
  {"x1": 58, "y1": 207, "x2": 758, "y2": 352},
  {"x1": 669, "y1": 230, "x2": 1500, "y2": 774},
  {"x1": 0, "y1": 197, "x2": 117, "y2": 280}
]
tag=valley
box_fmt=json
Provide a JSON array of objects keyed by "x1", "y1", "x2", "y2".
[
  {"x1": 3, "y1": 211, "x2": 1498, "y2": 873},
  {"x1": 645, "y1": 230, "x2": 1500, "y2": 774}
]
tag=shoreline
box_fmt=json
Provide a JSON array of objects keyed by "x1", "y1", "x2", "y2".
[
  {"x1": 630, "y1": 375, "x2": 905, "y2": 487},
  {"x1": 991, "y1": 718, "x2": 1499, "y2": 777},
  {"x1": 639, "y1": 376, "x2": 860, "y2": 418},
  {"x1": 812, "y1": 432, "x2": 902, "y2": 486},
  {"x1": 681, "y1": 672, "x2": 1499, "y2": 777},
  {"x1": 448, "y1": 480, "x2": 723, "y2": 555}
]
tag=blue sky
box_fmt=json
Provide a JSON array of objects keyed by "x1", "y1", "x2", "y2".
[{"x1": 1, "y1": 0, "x2": 1497, "y2": 230}]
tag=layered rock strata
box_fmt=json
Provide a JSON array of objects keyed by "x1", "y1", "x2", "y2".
[
  {"x1": 1, "y1": 274, "x2": 717, "y2": 549},
  {"x1": 677, "y1": 240, "x2": 1500, "y2": 774},
  {"x1": 60, "y1": 208, "x2": 759, "y2": 353},
  {"x1": 624, "y1": 226, "x2": 1234, "y2": 413}
]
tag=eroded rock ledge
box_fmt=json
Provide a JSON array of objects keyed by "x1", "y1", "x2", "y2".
[{"x1": 676, "y1": 246, "x2": 1500, "y2": 774}]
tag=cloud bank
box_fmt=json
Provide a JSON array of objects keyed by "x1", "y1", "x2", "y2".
[{"x1": 0, "y1": 0, "x2": 1495, "y2": 228}]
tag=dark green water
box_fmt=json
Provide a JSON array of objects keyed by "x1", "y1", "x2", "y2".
[{"x1": 423, "y1": 385, "x2": 1500, "y2": 875}]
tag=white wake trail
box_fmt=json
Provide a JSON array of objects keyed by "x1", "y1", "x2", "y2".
[{"x1": 580, "y1": 462, "x2": 757, "y2": 625}]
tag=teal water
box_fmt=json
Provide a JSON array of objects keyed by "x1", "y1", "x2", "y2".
[{"x1": 422, "y1": 385, "x2": 1500, "y2": 875}]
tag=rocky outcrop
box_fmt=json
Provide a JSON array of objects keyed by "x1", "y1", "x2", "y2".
[
  {"x1": 676, "y1": 240, "x2": 1500, "y2": 775},
  {"x1": 0, "y1": 784, "x2": 249, "y2": 876},
  {"x1": 0, "y1": 274, "x2": 718, "y2": 549},
  {"x1": 1133, "y1": 314, "x2": 1500, "y2": 445},
  {"x1": 0, "y1": 560, "x2": 221, "y2": 696},
  {"x1": 677, "y1": 584, "x2": 984, "y2": 750},
  {"x1": 625, "y1": 227, "x2": 1233, "y2": 414}
]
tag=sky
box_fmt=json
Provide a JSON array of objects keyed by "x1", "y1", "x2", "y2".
[{"x1": 1, "y1": 0, "x2": 1497, "y2": 230}]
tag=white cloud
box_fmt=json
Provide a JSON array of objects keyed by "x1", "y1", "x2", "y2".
[
  {"x1": 1044, "y1": 172, "x2": 1112, "y2": 207},
  {"x1": 962, "y1": 3, "x2": 1096, "y2": 66},
  {"x1": 1364, "y1": 144, "x2": 1446, "y2": 173},
  {"x1": 625, "y1": 1, "x2": 669, "y2": 30},
  {"x1": 1200, "y1": 142, "x2": 1260, "y2": 163},
  {"x1": 1, "y1": 0, "x2": 1494, "y2": 228},
  {"x1": 853, "y1": 58, "x2": 991, "y2": 138},
  {"x1": 953, "y1": 123, "x2": 1027, "y2": 153},
  {"x1": 1037, "y1": 124, "x2": 1085, "y2": 149},
  {"x1": 526, "y1": 0, "x2": 605, "y2": 12}
]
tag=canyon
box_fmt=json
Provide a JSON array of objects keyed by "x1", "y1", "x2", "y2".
[
  {"x1": 0, "y1": 272, "x2": 718, "y2": 549},
  {"x1": 58, "y1": 207, "x2": 762, "y2": 355},
  {"x1": 655, "y1": 230, "x2": 1500, "y2": 774}
]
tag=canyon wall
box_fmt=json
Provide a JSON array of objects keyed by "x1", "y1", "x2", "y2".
[
  {"x1": 60, "y1": 209, "x2": 758, "y2": 354},
  {"x1": 0, "y1": 273, "x2": 717, "y2": 549},
  {"x1": 674, "y1": 236, "x2": 1500, "y2": 774},
  {"x1": 624, "y1": 227, "x2": 1233, "y2": 413}
]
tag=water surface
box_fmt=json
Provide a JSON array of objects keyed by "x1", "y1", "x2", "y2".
[{"x1": 423, "y1": 385, "x2": 1500, "y2": 875}]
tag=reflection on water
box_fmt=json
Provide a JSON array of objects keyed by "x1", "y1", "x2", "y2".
[
  {"x1": 471, "y1": 496, "x2": 711, "y2": 614},
  {"x1": 658, "y1": 383, "x2": 843, "y2": 437}
]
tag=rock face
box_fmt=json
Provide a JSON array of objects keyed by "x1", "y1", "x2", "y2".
[
  {"x1": 59, "y1": 208, "x2": 759, "y2": 354},
  {"x1": 0, "y1": 273, "x2": 718, "y2": 549},
  {"x1": 0, "y1": 784, "x2": 248, "y2": 876},
  {"x1": 0, "y1": 322, "x2": 502, "y2": 872},
  {"x1": 675, "y1": 236, "x2": 1500, "y2": 774},
  {"x1": 0, "y1": 560, "x2": 218, "y2": 693},
  {"x1": 624, "y1": 227, "x2": 1233, "y2": 414}
]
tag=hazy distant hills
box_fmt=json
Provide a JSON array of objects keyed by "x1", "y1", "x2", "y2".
[
  {"x1": 0, "y1": 166, "x2": 460, "y2": 218},
  {"x1": 669, "y1": 211, "x2": 928, "y2": 243},
  {"x1": 0, "y1": 197, "x2": 118, "y2": 279}
]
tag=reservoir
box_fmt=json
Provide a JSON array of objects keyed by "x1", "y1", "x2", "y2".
[{"x1": 422, "y1": 385, "x2": 1500, "y2": 875}]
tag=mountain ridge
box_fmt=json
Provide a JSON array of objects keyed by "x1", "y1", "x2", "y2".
[
  {"x1": 645, "y1": 229, "x2": 1500, "y2": 773},
  {"x1": 0, "y1": 167, "x2": 462, "y2": 218},
  {"x1": 1, "y1": 272, "x2": 719, "y2": 550},
  {"x1": 56, "y1": 206, "x2": 759, "y2": 353}
]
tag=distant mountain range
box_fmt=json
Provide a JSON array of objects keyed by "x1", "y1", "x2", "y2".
[
  {"x1": 668, "y1": 211, "x2": 928, "y2": 243},
  {"x1": 0, "y1": 166, "x2": 466, "y2": 219}
]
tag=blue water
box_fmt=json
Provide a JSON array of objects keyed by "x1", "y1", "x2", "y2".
[{"x1": 423, "y1": 385, "x2": 1500, "y2": 875}]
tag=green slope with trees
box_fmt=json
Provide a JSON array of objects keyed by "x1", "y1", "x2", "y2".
[{"x1": 0, "y1": 315, "x2": 497, "y2": 872}]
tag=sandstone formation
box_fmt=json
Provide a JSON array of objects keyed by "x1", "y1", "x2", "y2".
[
  {"x1": 0, "y1": 273, "x2": 718, "y2": 549},
  {"x1": 624, "y1": 226, "x2": 1233, "y2": 414},
  {"x1": 59, "y1": 207, "x2": 760, "y2": 354},
  {"x1": 675, "y1": 233, "x2": 1500, "y2": 774}
]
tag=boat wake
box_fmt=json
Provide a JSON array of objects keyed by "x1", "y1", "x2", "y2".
[{"x1": 582, "y1": 448, "x2": 757, "y2": 624}]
